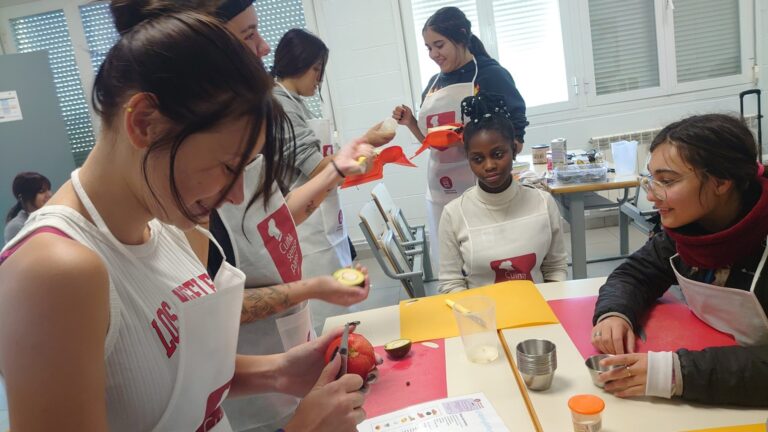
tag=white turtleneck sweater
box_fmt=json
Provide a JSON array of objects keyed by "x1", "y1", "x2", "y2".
[{"x1": 438, "y1": 181, "x2": 568, "y2": 293}]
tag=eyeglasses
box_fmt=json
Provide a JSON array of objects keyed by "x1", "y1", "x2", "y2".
[{"x1": 638, "y1": 171, "x2": 699, "y2": 201}]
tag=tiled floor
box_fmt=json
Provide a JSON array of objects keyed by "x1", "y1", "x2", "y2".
[{"x1": 0, "y1": 224, "x2": 648, "y2": 429}]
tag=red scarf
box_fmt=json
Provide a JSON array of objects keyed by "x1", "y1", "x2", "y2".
[{"x1": 665, "y1": 177, "x2": 768, "y2": 269}]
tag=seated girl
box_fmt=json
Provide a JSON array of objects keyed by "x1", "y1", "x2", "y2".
[
  {"x1": 438, "y1": 93, "x2": 567, "y2": 293},
  {"x1": 591, "y1": 114, "x2": 768, "y2": 406}
]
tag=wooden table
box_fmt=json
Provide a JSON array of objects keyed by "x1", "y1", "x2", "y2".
[{"x1": 324, "y1": 278, "x2": 768, "y2": 431}]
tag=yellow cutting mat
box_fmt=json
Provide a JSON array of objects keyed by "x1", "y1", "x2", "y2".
[
  {"x1": 399, "y1": 280, "x2": 559, "y2": 342},
  {"x1": 685, "y1": 424, "x2": 766, "y2": 432}
]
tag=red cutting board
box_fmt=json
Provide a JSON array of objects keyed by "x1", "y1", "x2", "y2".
[
  {"x1": 363, "y1": 339, "x2": 448, "y2": 417},
  {"x1": 548, "y1": 293, "x2": 737, "y2": 359}
]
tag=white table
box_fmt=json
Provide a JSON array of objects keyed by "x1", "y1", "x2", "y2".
[
  {"x1": 325, "y1": 278, "x2": 768, "y2": 431},
  {"x1": 501, "y1": 279, "x2": 768, "y2": 432},
  {"x1": 324, "y1": 307, "x2": 536, "y2": 431}
]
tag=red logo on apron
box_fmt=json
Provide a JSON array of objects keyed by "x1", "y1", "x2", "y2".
[
  {"x1": 257, "y1": 204, "x2": 303, "y2": 283},
  {"x1": 440, "y1": 176, "x2": 453, "y2": 190},
  {"x1": 322, "y1": 144, "x2": 334, "y2": 157},
  {"x1": 490, "y1": 253, "x2": 537, "y2": 282},
  {"x1": 426, "y1": 111, "x2": 456, "y2": 129}
]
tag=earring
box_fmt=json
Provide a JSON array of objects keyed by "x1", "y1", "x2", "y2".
[{"x1": 124, "y1": 105, "x2": 134, "y2": 113}]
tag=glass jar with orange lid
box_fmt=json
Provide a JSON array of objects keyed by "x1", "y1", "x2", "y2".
[{"x1": 567, "y1": 394, "x2": 605, "y2": 432}]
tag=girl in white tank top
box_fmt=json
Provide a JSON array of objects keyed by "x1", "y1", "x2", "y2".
[{"x1": 0, "y1": 4, "x2": 368, "y2": 431}]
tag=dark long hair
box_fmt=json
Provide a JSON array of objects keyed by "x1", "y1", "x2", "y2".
[
  {"x1": 461, "y1": 93, "x2": 517, "y2": 155},
  {"x1": 271, "y1": 28, "x2": 329, "y2": 84},
  {"x1": 6, "y1": 172, "x2": 51, "y2": 222},
  {"x1": 423, "y1": 7, "x2": 490, "y2": 58},
  {"x1": 651, "y1": 114, "x2": 766, "y2": 193},
  {"x1": 101, "y1": 1, "x2": 290, "y2": 223}
]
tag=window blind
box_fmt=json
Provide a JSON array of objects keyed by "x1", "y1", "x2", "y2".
[
  {"x1": 11, "y1": 10, "x2": 96, "y2": 166},
  {"x1": 674, "y1": 0, "x2": 741, "y2": 83},
  {"x1": 492, "y1": 0, "x2": 568, "y2": 107},
  {"x1": 80, "y1": 2, "x2": 119, "y2": 73},
  {"x1": 588, "y1": 0, "x2": 660, "y2": 95}
]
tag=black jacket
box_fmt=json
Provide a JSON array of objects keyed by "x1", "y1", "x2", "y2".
[{"x1": 593, "y1": 230, "x2": 768, "y2": 406}]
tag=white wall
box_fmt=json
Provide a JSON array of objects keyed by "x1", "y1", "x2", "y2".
[{"x1": 318, "y1": 0, "x2": 766, "y2": 244}]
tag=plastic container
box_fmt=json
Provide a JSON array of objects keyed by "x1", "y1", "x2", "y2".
[
  {"x1": 531, "y1": 144, "x2": 550, "y2": 164},
  {"x1": 568, "y1": 394, "x2": 605, "y2": 432},
  {"x1": 554, "y1": 163, "x2": 608, "y2": 184}
]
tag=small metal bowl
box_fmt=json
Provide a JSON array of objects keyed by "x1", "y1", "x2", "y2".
[{"x1": 585, "y1": 354, "x2": 624, "y2": 388}]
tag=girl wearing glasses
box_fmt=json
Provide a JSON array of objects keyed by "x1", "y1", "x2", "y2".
[{"x1": 590, "y1": 114, "x2": 768, "y2": 406}]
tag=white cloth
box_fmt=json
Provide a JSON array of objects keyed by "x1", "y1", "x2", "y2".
[
  {"x1": 670, "y1": 246, "x2": 768, "y2": 346},
  {"x1": 645, "y1": 351, "x2": 675, "y2": 398},
  {"x1": 417, "y1": 57, "x2": 479, "y2": 273},
  {"x1": 1, "y1": 170, "x2": 244, "y2": 432},
  {"x1": 438, "y1": 181, "x2": 568, "y2": 293},
  {"x1": 217, "y1": 158, "x2": 315, "y2": 432}
]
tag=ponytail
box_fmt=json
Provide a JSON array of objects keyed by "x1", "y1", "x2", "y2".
[
  {"x1": 468, "y1": 34, "x2": 489, "y2": 58},
  {"x1": 5, "y1": 202, "x2": 22, "y2": 223}
]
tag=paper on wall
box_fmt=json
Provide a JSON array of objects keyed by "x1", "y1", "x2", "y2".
[{"x1": 0, "y1": 91, "x2": 23, "y2": 123}]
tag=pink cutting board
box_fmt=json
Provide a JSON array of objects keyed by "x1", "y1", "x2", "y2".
[
  {"x1": 363, "y1": 339, "x2": 448, "y2": 417},
  {"x1": 548, "y1": 293, "x2": 737, "y2": 359}
]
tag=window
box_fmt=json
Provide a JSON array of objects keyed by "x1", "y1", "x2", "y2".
[
  {"x1": 10, "y1": 9, "x2": 96, "y2": 165},
  {"x1": 588, "y1": 0, "x2": 660, "y2": 96},
  {"x1": 492, "y1": 0, "x2": 568, "y2": 107},
  {"x1": 407, "y1": 0, "x2": 569, "y2": 109},
  {"x1": 405, "y1": 0, "x2": 753, "y2": 112},
  {"x1": 79, "y1": 2, "x2": 119, "y2": 73},
  {"x1": 673, "y1": 0, "x2": 741, "y2": 83},
  {"x1": 585, "y1": 0, "x2": 748, "y2": 103}
]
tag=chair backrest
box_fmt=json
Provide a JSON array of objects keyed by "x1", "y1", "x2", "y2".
[
  {"x1": 382, "y1": 229, "x2": 412, "y2": 273},
  {"x1": 371, "y1": 182, "x2": 396, "y2": 216},
  {"x1": 371, "y1": 182, "x2": 414, "y2": 242},
  {"x1": 359, "y1": 200, "x2": 388, "y2": 244}
]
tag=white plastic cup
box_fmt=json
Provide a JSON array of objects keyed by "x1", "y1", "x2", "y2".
[
  {"x1": 452, "y1": 296, "x2": 499, "y2": 364},
  {"x1": 610, "y1": 140, "x2": 638, "y2": 177}
]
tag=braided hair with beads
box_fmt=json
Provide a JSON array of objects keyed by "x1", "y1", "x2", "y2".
[{"x1": 460, "y1": 92, "x2": 517, "y2": 155}]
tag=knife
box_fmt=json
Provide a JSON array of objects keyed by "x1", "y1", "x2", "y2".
[{"x1": 337, "y1": 320, "x2": 360, "y2": 378}]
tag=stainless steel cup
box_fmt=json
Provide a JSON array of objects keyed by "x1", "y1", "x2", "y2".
[{"x1": 516, "y1": 339, "x2": 557, "y2": 391}]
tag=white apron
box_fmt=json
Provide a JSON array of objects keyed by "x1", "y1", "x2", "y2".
[
  {"x1": 71, "y1": 170, "x2": 245, "y2": 432},
  {"x1": 670, "y1": 244, "x2": 768, "y2": 346},
  {"x1": 459, "y1": 188, "x2": 551, "y2": 287},
  {"x1": 217, "y1": 158, "x2": 315, "y2": 431},
  {"x1": 275, "y1": 82, "x2": 351, "y2": 275},
  {"x1": 418, "y1": 58, "x2": 478, "y2": 271}
]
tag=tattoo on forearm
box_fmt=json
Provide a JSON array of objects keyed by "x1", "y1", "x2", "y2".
[{"x1": 240, "y1": 285, "x2": 293, "y2": 324}]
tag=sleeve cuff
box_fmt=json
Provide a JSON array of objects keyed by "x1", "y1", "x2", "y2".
[{"x1": 596, "y1": 312, "x2": 633, "y2": 329}]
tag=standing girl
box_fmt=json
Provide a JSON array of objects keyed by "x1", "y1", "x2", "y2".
[{"x1": 392, "y1": 7, "x2": 528, "y2": 271}]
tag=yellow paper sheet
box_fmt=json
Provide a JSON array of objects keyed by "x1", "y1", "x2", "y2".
[
  {"x1": 685, "y1": 424, "x2": 765, "y2": 432},
  {"x1": 399, "y1": 280, "x2": 559, "y2": 342}
]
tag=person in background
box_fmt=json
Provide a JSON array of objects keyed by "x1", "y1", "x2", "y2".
[
  {"x1": 438, "y1": 93, "x2": 566, "y2": 293},
  {"x1": 271, "y1": 28, "x2": 393, "y2": 330},
  {"x1": 0, "y1": 4, "x2": 367, "y2": 431},
  {"x1": 4, "y1": 171, "x2": 52, "y2": 243},
  {"x1": 392, "y1": 6, "x2": 528, "y2": 274},
  {"x1": 591, "y1": 114, "x2": 768, "y2": 406}
]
